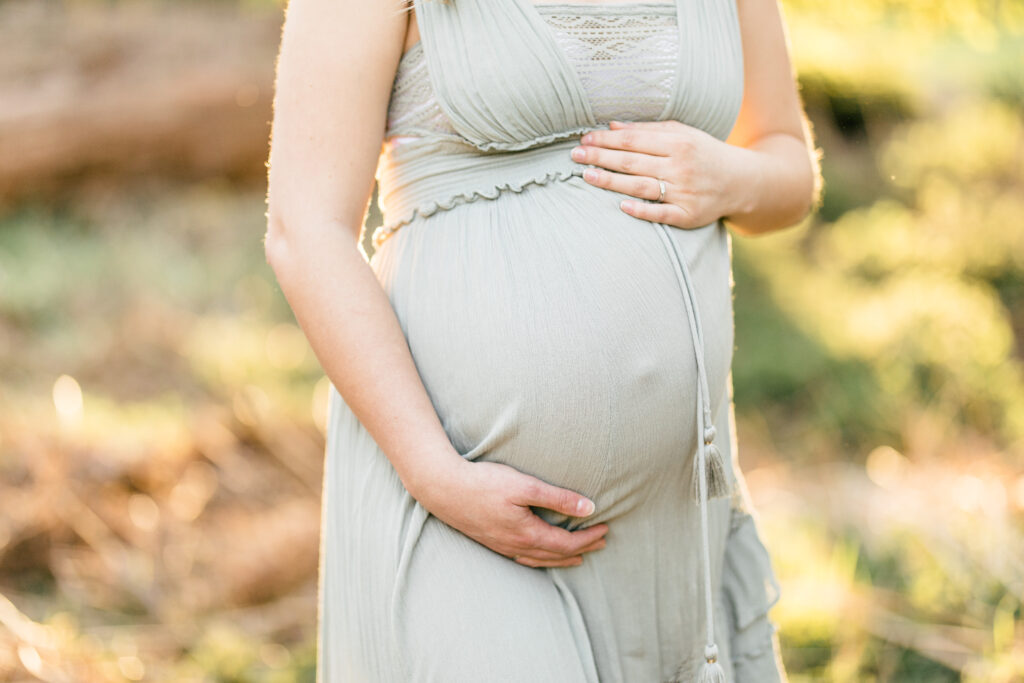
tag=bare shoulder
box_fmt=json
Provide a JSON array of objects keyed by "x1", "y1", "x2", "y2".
[
  {"x1": 273, "y1": 0, "x2": 409, "y2": 105},
  {"x1": 266, "y1": 0, "x2": 411, "y2": 243}
]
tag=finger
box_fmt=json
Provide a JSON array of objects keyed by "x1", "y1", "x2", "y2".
[
  {"x1": 577, "y1": 536, "x2": 608, "y2": 555},
  {"x1": 514, "y1": 554, "x2": 584, "y2": 569},
  {"x1": 573, "y1": 145, "x2": 667, "y2": 179},
  {"x1": 509, "y1": 546, "x2": 583, "y2": 562},
  {"x1": 620, "y1": 197, "x2": 695, "y2": 228},
  {"x1": 512, "y1": 521, "x2": 609, "y2": 559},
  {"x1": 529, "y1": 517, "x2": 612, "y2": 556},
  {"x1": 582, "y1": 166, "x2": 663, "y2": 202},
  {"x1": 513, "y1": 478, "x2": 596, "y2": 518},
  {"x1": 578, "y1": 127, "x2": 676, "y2": 156},
  {"x1": 569, "y1": 522, "x2": 610, "y2": 548}
]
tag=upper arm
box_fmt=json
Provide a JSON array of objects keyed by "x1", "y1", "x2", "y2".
[
  {"x1": 725, "y1": 0, "x2": 808, "y2": 150},
  {"x1": 265, "y1": 0, "x2": 409, "y2": 245}
]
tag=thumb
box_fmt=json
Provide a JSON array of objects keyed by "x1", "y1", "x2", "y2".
[{"x1": 516, "y1": 477, "x2": 596, "y2": 517}]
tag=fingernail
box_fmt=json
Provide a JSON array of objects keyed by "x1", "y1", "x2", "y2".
[
  {"x1": 581, "y1": 133, "x2": 593, "y2": 144},
  {"x1": 583, "y1": 168, "x2": 597, "y2": 181},
  {"x1": 571, "y1": 146, "x2": 585, "y2": 160},
  {"x1": 621, "y1": 200, "x2": 634, "y2": 211},
  {"x1": 577, "y1": 498, "x2": 595, "y2": 516}
]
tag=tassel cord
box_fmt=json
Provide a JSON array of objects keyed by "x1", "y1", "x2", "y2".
[
  {"x1": 651, "y1": 226, "x2": 714, "y2": 436},
  {"x1": 652, "y1": 223, "x2": 729, "y2": 680}
]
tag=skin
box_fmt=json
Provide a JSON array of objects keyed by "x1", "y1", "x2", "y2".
[{"x1": 264, "y1": 0, "x2": 817, "y2": 569}]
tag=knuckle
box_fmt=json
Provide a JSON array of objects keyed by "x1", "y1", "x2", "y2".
[
  {"x1": 670, "y1": 156, "x2": 685, "y2": 177},
  {"x1": 549, "y1": 536, "x2": 572, "y2": 555},
  {"x1": 521, "y1": 479, "x2": 542, "y2": 501},
  {"x1": 673, "y1": 205, "x2": 693, "y2": 228},
  {"x1": 671, "y1": 137, "x2": 693, "y2": 158},
  {"x1": 520, "y1": 527, "x2": 541, "y2": 549},
  {"x1": 554, "y1": 489, "x2": 574, "y2": 512},
  {"x1": 534, "y1": 534, "x2": 554, "y2": 552},
  {"x1": 680, "y1": 163, "x2": 696, "y2": 184}
]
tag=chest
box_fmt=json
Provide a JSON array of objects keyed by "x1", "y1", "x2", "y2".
[{"x1": 391, "y1": 0, "x2": 743, "y2": 151}]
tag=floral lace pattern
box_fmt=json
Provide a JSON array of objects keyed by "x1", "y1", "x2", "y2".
[{"x1": 385, "y1": 4, "x2": 679, "y2": 143}]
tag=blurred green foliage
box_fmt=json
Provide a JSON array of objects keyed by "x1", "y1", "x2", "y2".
[
  {"x1": 725, "y1": 2, "x2": 1024, "y2": 679},
  {"x1": 731, "y1": 5, "x2": 1024, "y2": 461}
]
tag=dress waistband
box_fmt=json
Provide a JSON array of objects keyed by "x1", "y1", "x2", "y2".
[{"x1": 373, "y1": 137, "x2": 589, "y2": 249}]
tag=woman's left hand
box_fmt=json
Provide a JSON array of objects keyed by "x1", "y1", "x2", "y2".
[{"x1": 570, "y1": 119, "x2": 749, "y2": 230}]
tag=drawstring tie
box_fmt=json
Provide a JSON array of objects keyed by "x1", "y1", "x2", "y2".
[{"x1": 653, "y1": 223, "x2": 731, "y2": 682}]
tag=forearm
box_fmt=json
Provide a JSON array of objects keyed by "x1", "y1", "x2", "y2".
[
  {"x1": 721, "y1": 130, "x2": 820, "y2": 238},
  {"x1": 264, "y1": 217, "x2": 464, "y2": 498}
]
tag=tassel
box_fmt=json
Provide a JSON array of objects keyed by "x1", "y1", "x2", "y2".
[
  {"x1": 692, "y1": 426, "x2": 731, "y2": 503},
  {"x1": 695, "y1": 441, "x2": 731, "y2": 500},
  {"x1": 696, "y1": 644, "x2": 727, "y2": 683}
]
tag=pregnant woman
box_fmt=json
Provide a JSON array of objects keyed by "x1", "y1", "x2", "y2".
[{"x1": 265, "y1": 0, "x2": 820, "y2": 679}]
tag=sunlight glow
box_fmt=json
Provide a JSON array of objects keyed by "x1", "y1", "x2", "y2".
[
  {"x1": 265, "y1": 323, "x2": 308, "y2": 370},
  {"x1": 865, "y1": 445, "x2": 910, "y2": 490},
  {"x1": 17, "y1": 644, "x2": 42, "y2": 677},
  {"x1": 52, "y1": 375, "x2": 83, "y2": 428},
  {"x1": 313, "y1": 375, "x2": 332, "y2": 435},
  {"x1": 128, "y1": 494, "x2": 160, "y2": 532},
  {"x1": 952, "y1": 474, "x2": 986, "y2": 513},
  {"x1": 168, "y1": 461, "x2": 219, "y2": 522},
  {"x1": 118, "y1": 655, "x2": 145, "y2": 681}
]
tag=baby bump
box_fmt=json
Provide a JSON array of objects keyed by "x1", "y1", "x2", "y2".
[{"x1": 371, "y1": 179, "x2": 735, "y2": 526}]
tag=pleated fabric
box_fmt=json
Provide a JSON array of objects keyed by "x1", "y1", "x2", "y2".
[{"x1": 317, "y1": 0, "x2": 786, "y2": 681}]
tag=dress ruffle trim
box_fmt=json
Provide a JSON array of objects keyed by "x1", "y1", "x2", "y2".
[
  {"x1": 731, "y1": 613, "x2": 778, "y2": 660},
  {"x1": 730, "y1": 620, "x2": 784, "y2": 683},
  {"x1": 461, "y1": 124, "x2": 603, "y2": 153},
  {"x1": 722, "y1": 509, "x2": 785, "y2": 682},
  {"x1": 721, "y1": 508, "x2": 782, "y2": 641},
  {"x1": 373, "y1": 167, "x2": 583, "y2": 248}
]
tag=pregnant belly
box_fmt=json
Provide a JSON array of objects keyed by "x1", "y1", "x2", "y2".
[{"x1": 370, "y1": 178, "x2": 734, "y2": 527}]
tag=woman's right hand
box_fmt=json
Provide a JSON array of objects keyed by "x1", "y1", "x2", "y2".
[{"x1": 409, "y1": 456, "x2": 609, "y2": 568}]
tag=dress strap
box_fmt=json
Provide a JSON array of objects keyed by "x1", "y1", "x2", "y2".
[{"x1": 653, "y1": 222, "x2": 732, "y2": 682}]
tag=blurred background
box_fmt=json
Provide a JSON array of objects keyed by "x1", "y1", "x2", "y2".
[{"x1": 1, "y1": 0, "x2": 1022, "y2": 680}]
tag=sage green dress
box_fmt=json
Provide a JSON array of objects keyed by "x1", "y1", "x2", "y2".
[{"x1": 317, "y1": 0, "x2": 786, "y2": 681}]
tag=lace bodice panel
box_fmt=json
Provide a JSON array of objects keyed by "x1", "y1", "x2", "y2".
[{"x1": 385, "y1": 2, "x2": 679, "y2": 144}]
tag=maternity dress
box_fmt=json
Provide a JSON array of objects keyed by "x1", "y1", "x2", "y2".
[{"x1": 317, "y1": 0, "x2": 785, "y2": 680}]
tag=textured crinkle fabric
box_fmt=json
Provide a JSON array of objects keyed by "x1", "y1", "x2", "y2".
[
  {"x1": 386, "y1": 5, "x2": 680, "y2": 140},
  {"x1": 317, "y1": 1, "x2": 787, "y2": 681}
]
